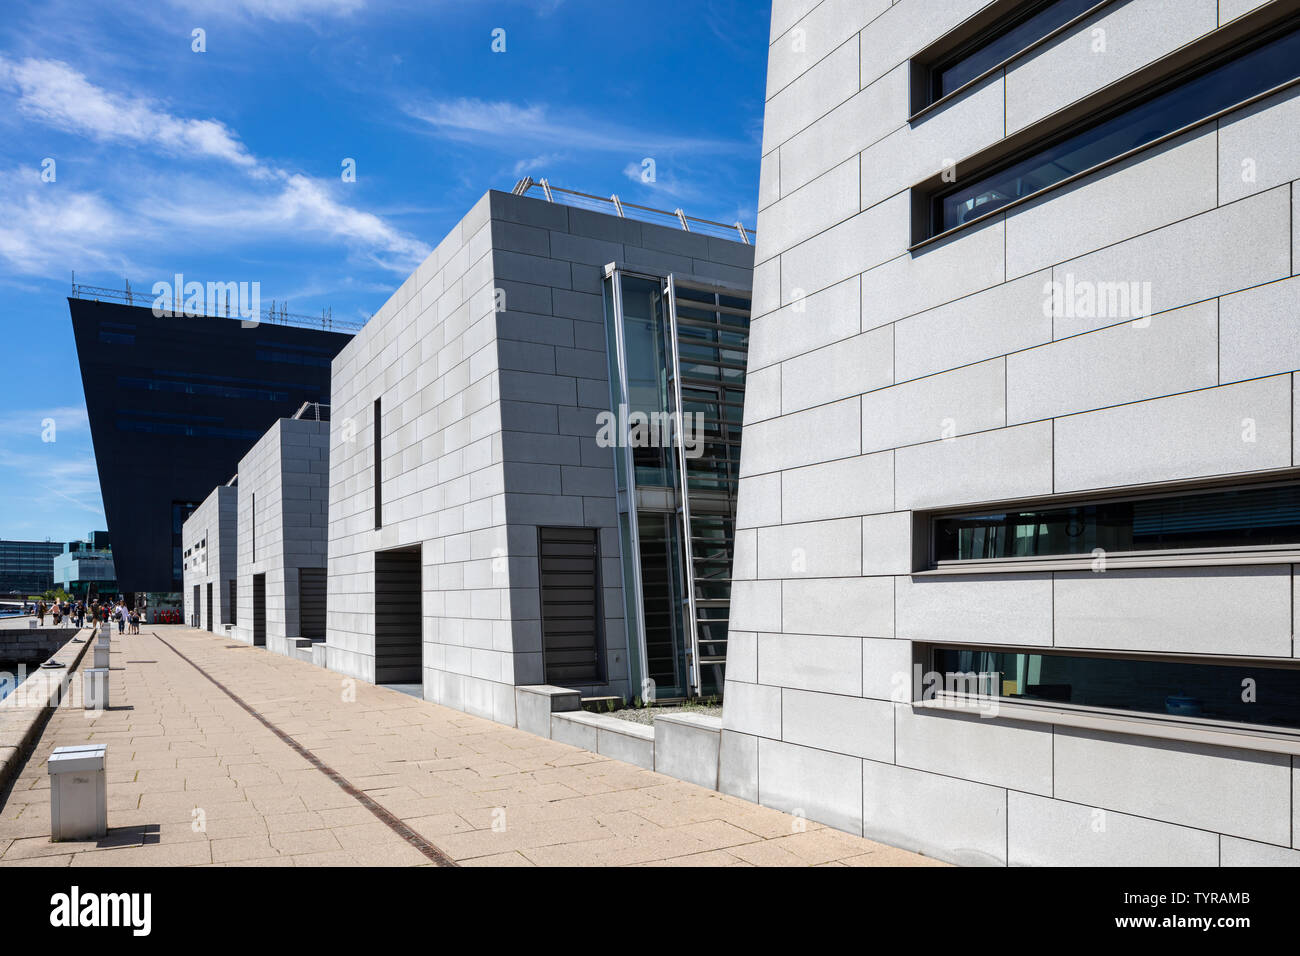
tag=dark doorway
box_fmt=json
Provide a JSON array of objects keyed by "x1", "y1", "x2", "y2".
[
  {"x1": 192, "y1": 584, "x2": 199, "y2": 628},
  {"x1": 205, "y1": 582, "x2": 213, "y2": 631},
  {"x1": 229, "y1": 579, "x2": 237, "y2": 626},
  {"x1": 374, "y1": 547, "x2": 421, "y2": 684},
  {"x1": 539, "y1": 527, "x2": 603, "y2": 685},
  {"x1": 252, "y1": 573, "x2": 266, "y2": 647},
  {"x1": 298, "y1": 567, "x2": 326, "y2": 640}
]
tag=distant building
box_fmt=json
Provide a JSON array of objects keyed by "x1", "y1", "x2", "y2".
[
  {"x1": 230, "y1": 416, "x2": 329, "y2": 657},
  {"x1": 69, "y1": 295, "x2": 353, "y2": 595},
  {"x1": 0, "y1": 539, "x2": 67, "y2": 595},
  {"x1": 54, "y1": 533, "x2": 116, "y2": 598},
  {"x1": 181, "y1": 486, "x2": 238, "y2": 633}
]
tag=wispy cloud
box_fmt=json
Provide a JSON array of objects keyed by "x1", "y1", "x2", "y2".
[
  {"x1": 404, "y1": 97, "x2": 747, "y2": 156},
  {"x1": 164, "y1": 0, "x2": 369, "y2": 22},
  {"x1": 0, "y1": 57, "x2": 430, "y2": 277},
  {"x1": 0, "y1": 178, "x2": 133, "y2": 275},
  {"x1": 0, "y1": 407, "x2": 102, "y2": 521},
  {"x1": 512, "y1": 152, "x2": 567, "y2": 177},
  {"x1": 0, "y1": 406, "x2": 88, "y2": 441},
  {"x1": 0, "y1": 55, "x2": 258, "y2": 170}
]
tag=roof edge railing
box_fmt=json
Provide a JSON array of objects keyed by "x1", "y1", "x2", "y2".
[
  {"x1": 511, "y1": 178, "x2": 754, "y2": 245},
  {"x1": 69, "y1": 275, "x2": 363, "y2": 334},
  {"x1": 291, "y1": 401, "x2": 330, "y2": 422}
]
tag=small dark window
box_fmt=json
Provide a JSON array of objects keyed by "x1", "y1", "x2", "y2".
[
  {"x1": 930, "y1": 646, "x2": 1300, "y2": 732},
  {"x1": 933, "y1": 483, "x2": 1300, "y2": 563},
  {"x1": 373, "y1": 397, "x2": 383, "y2": 529}
]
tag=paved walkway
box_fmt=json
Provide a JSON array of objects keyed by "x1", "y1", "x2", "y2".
[{"x1": 0, "y1": 626, "x2": 940, "y2": 867}]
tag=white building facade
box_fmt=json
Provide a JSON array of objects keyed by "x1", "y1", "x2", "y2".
[
  {"x1": 324, "y1": 188, "x2": 753, "y2": 721},
  {"x1": 232, "y1": 417, "x2": 330, "y2": 658},
  {"x1": 181, "y1": 485, "x2": 237, "y2": 633},
  {"x1": 724, "y1": 0, "x2": 1300, "y2": 865}
]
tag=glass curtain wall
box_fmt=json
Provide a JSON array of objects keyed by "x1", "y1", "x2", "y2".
[{"x1": 603, "y1": 268, "x2": 750, "y2": 701}]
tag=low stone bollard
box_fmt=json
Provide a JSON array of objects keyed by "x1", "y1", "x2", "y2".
[
  {"x1": 49, "y1": 745, "x2": 107, "y2": 841},
  {"x1": 92, "y1": 641, "x2": 110, "y2": 669},
  {"x1": 83, "y1": 668, "x2": 109, "y2": 712}
]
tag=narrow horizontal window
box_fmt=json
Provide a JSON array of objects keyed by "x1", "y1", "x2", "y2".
[
  {"x1": 933, "y1": 482, "x2": 1300, "y2": 563},
  {"x1": 927, "y1": 19, "x2": 1300, "y2": 237},
  {"x1": 929, "y1": 645, "x2": 1300, "y2": 732},
  {"x1": 926, "y1": 0, "x2": 1102, "y2": 105}
]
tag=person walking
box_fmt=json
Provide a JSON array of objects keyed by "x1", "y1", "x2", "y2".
[
  {"x1": 116, "y1": 602, "x2": 127, "y2": 635},
  {"x1": 37, "y1": 601, "x2": 46, "y2": 626}
]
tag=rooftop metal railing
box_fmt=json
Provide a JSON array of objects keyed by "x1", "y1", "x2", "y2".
[
  {"x1": 291, "y1": 401, "x2": 330, "y2": 421},
  {"x1": 69, "y1": 277, "x2": 363, "y2": 334},
  {"x1": 511, "y1": 178, "x2": 755, "y2": 245}
]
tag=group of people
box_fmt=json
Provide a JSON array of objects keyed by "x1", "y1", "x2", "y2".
[{"x1": 29, "y1": 599, "x2": 142, "y2": 634}]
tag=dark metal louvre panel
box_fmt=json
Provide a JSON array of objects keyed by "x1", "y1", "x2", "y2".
[
  {"x1": 540, "y1": 527, "x2": 601, "y2": 685},
  {"x1": 205, "y1": 582, "x2": 213, "y2": 631},
  {"x1": 252, "y1": 573, "x2": 266, "y2": 646},
  {"x1": 374, "y1": 549, "x2": 422, "y2": 683},
  {"x1": 298, "y1": 566, "x2": 326, "y2": 640},
  {"x1": 228, "y1": 578, "x2": 237, "y2": 626}
]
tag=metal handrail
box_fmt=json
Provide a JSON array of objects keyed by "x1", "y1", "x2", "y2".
[
  {"x1": 69, "y1": 278, "x2": 363, "y2": 334},
  {"x1": 511, "y1": 177, "x2": 756, "y2": 244}
]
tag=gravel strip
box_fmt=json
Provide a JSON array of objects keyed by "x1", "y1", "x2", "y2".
[{"x1": 607, "y1": 703, "x2": 724, "y2": 725}]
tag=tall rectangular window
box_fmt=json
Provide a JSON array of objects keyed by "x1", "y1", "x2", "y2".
[{"x1": 373, "y1": 397, "x2": 382, "y2": 529}]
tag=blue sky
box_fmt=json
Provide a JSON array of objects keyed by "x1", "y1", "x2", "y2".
[{"x1": 0, "y1": 0, "x2": 771, "y2": 543}]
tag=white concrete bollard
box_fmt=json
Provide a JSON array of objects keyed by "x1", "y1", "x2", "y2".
[
  {"x1": 83, "y1": 668, "x2": 109, "y2": 711},
  {"x1": 48, "y1": 745, "x2": 107, "y2": 841},
  {"x1": 92, "y1": 642, "x2": 110, "y2": 669}
]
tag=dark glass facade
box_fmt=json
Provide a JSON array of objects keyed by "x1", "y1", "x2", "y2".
[
  {"x1": 69, "y1": 298, "x2": 351, "y2": 592},
  {"x1": 0, "y1": 539, "x2": 67, "y2": 594},
  {"x1": 603, "y1": 271, "x2": 750, "y2": 700}
]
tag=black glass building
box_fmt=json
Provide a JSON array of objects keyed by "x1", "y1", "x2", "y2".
[
  {"x1": 0, "y1": 539, "x2": 67, "y2": 595},
  {"x1": 69, "y1": 297, "x2": 352, "y2": 593}
]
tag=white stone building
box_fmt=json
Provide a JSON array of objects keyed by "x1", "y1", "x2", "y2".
[
  {"x1": 181, "y1": 485, "x2": 237, "y2": 633},
  {"x1": 232, "y1": 417, "x2": 330, "y2": 658},
  {"x1": 724, "y1": 0, "x2": 1300, "y2": 865},
  {"x1": 324, "y1": 188, "x2": 754, "y2": 720}
]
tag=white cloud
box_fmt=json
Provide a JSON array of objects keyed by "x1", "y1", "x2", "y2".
[
  {"x1": 0, "y1": 59, "x2": 429, "y2": 276},
  {"x1": 512, "y1": 152, "x2": 566, "y2": 177},
  {"x1": 0, "y1": 407, "x2": 102, "y2": 521},
  {"x1": 0, "y1": 407, "x2": 89, "y2": 441},
  {"x1": 0, "y1": 55, "x2": 258, "y2": 169},
  {"x1": 165, "y1": 0, "x2": 368, "y2": 22},
  {"x1": 405, "y1": 97, "x2": 745, "y2": 156},
  {"x1": 0, "y1": 179, "x2": 132, "y2": 275}
]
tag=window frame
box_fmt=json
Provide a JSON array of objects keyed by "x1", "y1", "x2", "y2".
[
  {"x1": 908, "y1": 0, "x2": 1117, "y2": 119},
  {"x1": 920, "y1": 474, "x2": 1300, "y2": 574},
  {"x1": 908, "y1": 3, "x2": 1300, "y2": 248},
  {"x1": 912, "y1": 640, "x2": 1300, "y2": 755}
]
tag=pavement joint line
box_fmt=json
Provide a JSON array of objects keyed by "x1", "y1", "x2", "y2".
[{"x1": 150, "y1": 631, "x2": 457, "y2": 868}]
